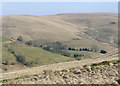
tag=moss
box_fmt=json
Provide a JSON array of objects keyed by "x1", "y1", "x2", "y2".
[
  {"x1": 91, "y1": 61, "x2": 110, "y2": 67},
  {"x1": 83, "y1": 65, "x2": 87, "y2": 68},
  {"x1": 61, "y1": 69, "x2": 67, "y2": 72},
  {"x1": 2, "y1": 79, "x2": 14, "y2": 83},
  {"x1": 91, "y1": 60, "x2": 120, "y2": 67},
  {"x1": 69, "y1": 68, "x2": 75, "y2": 71},
  {"x1": 54, "y1": 71, "x2": 60, "y2": 75},
  {"x1": 111, "y1": 60, "x2": 120, "y2": 64}
]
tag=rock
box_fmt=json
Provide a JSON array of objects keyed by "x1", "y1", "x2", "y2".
[
  {"x1": 73, "y1": 70, "x2": 81, "y2": 74},
  {"x1": 117, "y1": 79, "x2": 120, "y2": 84},
  {"x1": 63, "y1": 75, "x2": 68, "y2": 79},
  {"x1": 109, "y1": 63, "x2": 114, "y2": 66},
  {"x1": 33, "y1": 77, "x2": 38, "y2": 81},
  {"x1": 4, "y1": 61, "x2": 118, "y2": 84},
  {"x1": 85, "y1": 66, "x2": 92, "y2": 72}
]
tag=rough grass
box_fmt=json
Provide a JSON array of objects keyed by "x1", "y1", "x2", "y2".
[
  {"x1": 91, "y1": 60, "x2": 119, "y2": 67},
  {"x1": 9, "y1": 44, "x2": 75, "y2": 66},
  {"x1": 2, "y1": 36, "x2": 18, "y2": 65},
  {"x1": 67, "y1": 50, "x2": 101, "y2": 60},
  {"x1": 2, "y1": 13, "x2": 117, "y2": 50},
  {"x1": 1, "y1": 36, "x2": 11, "y2": 42},
  {"x1": 91, "y1": 61, "x2": 110, "y2": 67},
  {"x1": 63, "y1": 38, "x2": 114, "y2": 52},
  {"x1": 2, "y1": 45, "x2": 18, "y2": 65},
  {"x1": 2, "y1": 74, "x2": 33, "y2": 83}
]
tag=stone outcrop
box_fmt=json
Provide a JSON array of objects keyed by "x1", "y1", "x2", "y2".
[{"x1": 4, "y1": 62, "x2": 119, "y2": 84}]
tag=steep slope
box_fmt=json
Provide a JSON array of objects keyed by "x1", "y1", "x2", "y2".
[
  {"x1": 2, "y1": 15, "x2": 79, "y2": 41},
  {"x1": 48, "y1": 13, "x2": 118, "y2": 44},
  {"x1": 2, "y1": 13, "x2": 118, "y2": 50}
]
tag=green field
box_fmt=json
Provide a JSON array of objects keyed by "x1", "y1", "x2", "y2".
[
  {"x1": 2, "y1": 36, "x2": 17, "y2": 65},
  {"x1": 1, "y1": 36, "x2": 11, "y2": 42},
  {"x1": 1, "y1": 36, "x2": 108, "y2": 71},
  {"x1": 2, "y1": 44, "x2": 75, "y2": 67},
  {"x1": 66, "y1": 50, "x2": 101, "y2": 60},
  {"x1": 2, "y1": 46, "x2": 18, "y2": 65},
  {"x1": 1, "y1": 36, "x2": 104, "y2": 67}
]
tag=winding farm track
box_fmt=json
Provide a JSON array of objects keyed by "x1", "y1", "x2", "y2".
[{"x1": 2, "y1": 49, "x2": 118, "y2": 80}]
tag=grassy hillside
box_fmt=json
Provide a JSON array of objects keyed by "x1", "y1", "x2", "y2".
[
  {"x1": 2, "y1": 15, "x2": 79, "y2": 41},
  {"x1": 2, "y1": 44, "x2": 75, "y2": 67},
  {"x1": 2, "y1": 46, "x2": 18, "y2": 65},
  {"x1": 2, "y1": 13, "x2": 118, "y2": 72},
  {"x1": 67, "y1": 50, "x2": 101, "y2": 60},
  {"x1": 2, "y1": 36, "x2": 75, "y2": 72},
  {"x1": 2, "y1": 36, "x2": 16, "y2": 65},
  {"x1": 63, "y1": 38, "x2": 114, "y2": 51},
  {"x1": 0, "y1": 36, "x2": 11, "y2": 42},
  {"x1": 53, "y1": 13, "x2": 118, "y2": 44},
  {"x1": 2, "y1": 13, "x2": 117, "y2": 51}
]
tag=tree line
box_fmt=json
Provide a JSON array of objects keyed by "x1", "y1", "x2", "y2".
[
  {"x1": 68, "y1": 47, "x2": 107, "y2": 54},
  {"x1": 68, "y1": 47, "x2": 93, "y2": 52},
  {"x1": 17, "y1": 36, "x2": 107, "y2": 55}
]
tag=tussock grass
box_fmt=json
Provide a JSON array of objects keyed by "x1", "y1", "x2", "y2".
[{"x1": 91, "y1": 60, "x2": 119, "y2": 67}]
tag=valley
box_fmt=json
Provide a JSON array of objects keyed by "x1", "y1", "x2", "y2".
[{"x1": 1, "y1": 13, "x2": 119, "y2": 84}]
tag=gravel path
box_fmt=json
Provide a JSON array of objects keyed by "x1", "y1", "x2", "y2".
[{"x1": 2, "y1": 50, "x2": 118, "y2": 80}]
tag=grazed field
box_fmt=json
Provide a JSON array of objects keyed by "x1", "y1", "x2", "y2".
[{"x1": 2, "y1": 42, "x2": 75, "y2": 72}]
